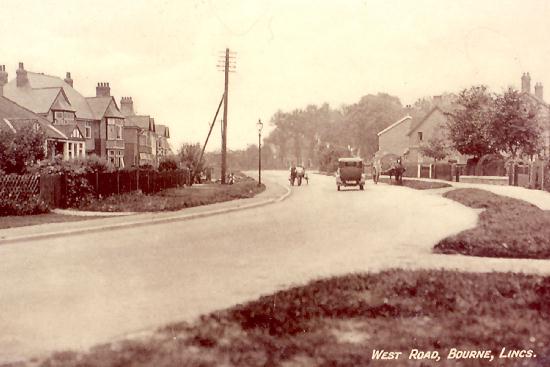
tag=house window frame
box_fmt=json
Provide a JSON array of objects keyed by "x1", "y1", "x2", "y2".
[{"x1": 85, "y1": 121, "x2": 92, "y2": 139}]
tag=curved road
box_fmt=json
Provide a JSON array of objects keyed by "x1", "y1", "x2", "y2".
[{"x1": 1, "y1": 171, "x2": 550, "y2": 362}]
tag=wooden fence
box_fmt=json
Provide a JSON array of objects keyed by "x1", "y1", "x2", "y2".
[{"x1": 39, "y1": 168, "x2": 190, "y2": 208}]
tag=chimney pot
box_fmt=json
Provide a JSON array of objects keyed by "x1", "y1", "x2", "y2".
[
  {"x1": 16, "y1": 62, "x2": 28, "y2": 87},
  {"x1": 64, "y1": 72, "x2": 73, "y2": 87},
  {"x1": 96, "y1": 82, "x2": 111, "y2": 97}
]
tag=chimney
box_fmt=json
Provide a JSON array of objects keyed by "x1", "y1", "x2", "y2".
[
  {"x1": 64, "y1": 72, "x2": 73, "y2": 87},
  {"x1": 96, "y1": 82, "x2": 111, "y2": 97},
  {"x1": 16, "y1": 62, "x2": 28, "y2": 87},
  {"x1": 433, "y1": 95, "x2": 443, "y2": 106},
  {"x1": 120, "y1": 96, "x2": 135, "y2": 116},
  {"x1": 521, "y1": 72, "x2": 531, "y2": 94},
  {"x1": 535, "y1": 82, "x2": 544, "y2": 100},
  {"x1": 0, "y1": 65, "x2": 8, "y2": 97}
]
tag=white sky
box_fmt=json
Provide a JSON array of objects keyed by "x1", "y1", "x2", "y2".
[{"x1": 1, "y1": 0, "x2": 550, "y2": 151}]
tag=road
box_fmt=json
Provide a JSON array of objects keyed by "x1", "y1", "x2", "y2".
[{"x1": 1, "y1": 171, "x2": 550, "y2": 362}]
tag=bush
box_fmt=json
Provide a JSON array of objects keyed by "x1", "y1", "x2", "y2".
[
  {"x1": 30, "y1": 155, "x2": 113, "y2": 209},
  {"x1": 0, "y1": 194, "x2": 49, "y2": 216},
  {"x1": 158, "y1": 156, "x2": 179, "y2": 171}
]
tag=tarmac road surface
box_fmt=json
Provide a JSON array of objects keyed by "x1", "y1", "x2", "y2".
[{"x1": 1, "y1": 170, "x2": 550, "y2": 362}]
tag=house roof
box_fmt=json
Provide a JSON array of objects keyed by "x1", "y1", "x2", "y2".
[
  {"x1": 125, "y1": 115, "x2": 154, "y2": 131},
  {"x1": 406, "y1": 106, "x2": 445, "y2": 136},
  {"x1": 521, "y1": 91, "x2": 550, "y2": 109},
  {"x1": 86, "y1": 96, "x2": 125, "y2": 120},
  {"x1": 4, "y1": 72, "x2": 95, "y2": 119},
  {"x1": 0, "y1": 96, "x2": 67, "y2": 140},
  {"x1": 55, "y1": 124, "x2": 85, "y2": 141},
  {"x1": 2, "y1": 86, "x2": 71, "y2": 114},
  {"x1": 156, "y1": 124, "x2": 170, "y2": 138},
  {"x1": 377, "y1": 115, "x2": 412, "y2": 136}
]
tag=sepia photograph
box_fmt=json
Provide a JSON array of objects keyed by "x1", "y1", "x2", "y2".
[{"x1": 1, "y1": 0, "x2": 550, "y2": 366}]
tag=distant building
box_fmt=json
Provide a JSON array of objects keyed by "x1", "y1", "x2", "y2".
[
  {"x1": 156, "y1": 124, "x2": 172, "y2": 158},
  {"x1": 377, "y1": 102, "x2": 467, "y2": 164},
  {"x1": 519, "y1": 72, "x2": 550, "y2": 156},
  {"x1": 119, "y1": 96, "x2": 159, "y2": 167}
]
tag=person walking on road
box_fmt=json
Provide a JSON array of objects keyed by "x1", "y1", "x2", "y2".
[{"x1": 289, "y1": 165, "x2": 297, "y2": 186}]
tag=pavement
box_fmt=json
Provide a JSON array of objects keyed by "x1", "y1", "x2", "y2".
[
  {"x1": 2, "y1": 171, "x2": 550, "y2": 363},
  {"x1": 0, "y1": 177, "x2": 290, "y2": 244}
]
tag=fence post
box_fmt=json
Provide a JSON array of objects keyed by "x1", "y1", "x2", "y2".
[
  {"x1": 95, "y1": 171, "x2": 99, "y2": 198},
  {"x1": 541, "y1": 163, "x2": 545, "y2": 191}
]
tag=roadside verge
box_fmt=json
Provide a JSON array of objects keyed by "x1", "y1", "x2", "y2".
[{"x1": 0, "y1": 178, "x2": 290, "y2": 245}]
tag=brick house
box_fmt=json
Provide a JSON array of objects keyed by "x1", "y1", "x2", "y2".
[
  {"x1": 3, "y1": 63, "x2": 96, "y2": 156},
  {"x1": 0, "y1": 94, "x2": 85, "y2": 160},
  {"x1": 86, "y1": 84, "x2": 126, "y2": 167},
  {"x1": 119, "y1": 96, "x2": 159, "y2": 167},
  {"x1": 0, "y1": 64, "x2": 86, "y2": 160},
  {"x1": 519, "y1": 73, "x2": 550, "y2": 156},
  {"x1": 156, "y1": 124, "x2": 172, "y2": 158},
  {"x1": 378, "y1": 105, "x2": 467, "y2": 164}
]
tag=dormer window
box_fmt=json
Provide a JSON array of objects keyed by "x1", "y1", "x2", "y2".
[{"x1": 53, "y1": 110, "x2": 75, "y2": 125}]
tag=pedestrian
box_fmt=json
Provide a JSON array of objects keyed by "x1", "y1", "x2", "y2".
[
  {"x1": 289, "y1": 165, "x2": 297, "y2": 186},
  {"x1": 373, "y1": 159, "x2": 381, "y2": 184}
]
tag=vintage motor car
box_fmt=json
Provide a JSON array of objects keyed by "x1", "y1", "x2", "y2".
[{"x1": 336, "y1": 157, "x2": 365, "y2": 191}]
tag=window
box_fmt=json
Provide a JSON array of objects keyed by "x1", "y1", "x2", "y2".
[
  {"x1": 418, "y1": 132, "x2": 423, "y2": 142},
  {"x1": 108, "y1": 150, "x2": 115, "y2": 165},
  {"x1": 54, "y1": 111, "x2": 63, "y2": 124},
  {"x1": 85, "y1": 122, "x2": 92, "y2": 139},
  {"x1": 64, "y1": 111, "x2": 75, "y2": 120},
  {"x1": 107, "y1": 118, "x2": 123, "y2": 140},
  {"x1": 67, "y1": 142, "x2": 74, "y2": 159}
]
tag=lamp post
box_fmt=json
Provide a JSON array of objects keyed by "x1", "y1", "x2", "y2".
[{"x1": 256, "y1": 119, "x2": 263, "y2": 186}]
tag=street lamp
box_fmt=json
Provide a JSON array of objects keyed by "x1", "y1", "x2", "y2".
[{"x1": 256, "y1": 119, "x2": 263, "y2": 186}]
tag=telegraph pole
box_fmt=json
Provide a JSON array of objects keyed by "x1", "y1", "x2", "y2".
[
  {"x1": 221, "y1": 48, "x2": 229, "y2": 184},
  {"x1": 217, "y1": 48, "x2": 235, "y2": 183}
]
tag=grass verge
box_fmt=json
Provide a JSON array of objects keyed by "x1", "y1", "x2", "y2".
[
  {"x1": 0, "y1": 213, "x2": 101, "y2": 230},
  {"x1": 80, "y1": 177, "x2": 265, "y2": 212},
  {"x1": 19, "y1": 269, "x2": 550, "y2": 367},
  {"x1": 378, "y1": 177, "x2": 452, "y2": 190},
  {"x1": 434, "y1": 188, "x2": 550, "y2": 259}
]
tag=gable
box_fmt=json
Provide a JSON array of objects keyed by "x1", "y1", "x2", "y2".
[
  {"x1": 407, "y1": 107, "x2": 447, "y2": 136},
  {"x1": 70, "y1": 127, "x2": 84, "y2": 139}
]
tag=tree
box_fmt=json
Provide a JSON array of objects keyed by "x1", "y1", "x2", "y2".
[
  {"x1": 0, "y1": 123, "x2": 46, "y2": 174},
  {"x1": 491, "y1": 89, "x2": 541, "y2": 158},
  {"x1": 446, "y1": 85, "x2": 496, "y2": 160},
  {"x1": 177, "y1": 143, "x2": 203, "y2": 184},
  {"x1": 420, "y1": 135, "x2": 448, "y2": 162}
]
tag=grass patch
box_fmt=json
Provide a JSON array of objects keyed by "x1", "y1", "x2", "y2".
[
  {"x1": 80, "y1": 177, "x2": 265, "y2": 212},
  {"x1": 435, "y1": 188, "x2": 550, "y2": 259},
  {"x1": 378, "y1": 177, "x2": 452, "y2": 190},
  {"x1": 21, "y1": 269, "x2": 550, "y2": 367},
  {"x1": 0, "y1": 213, "x2": 100, "y2": 230}
]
